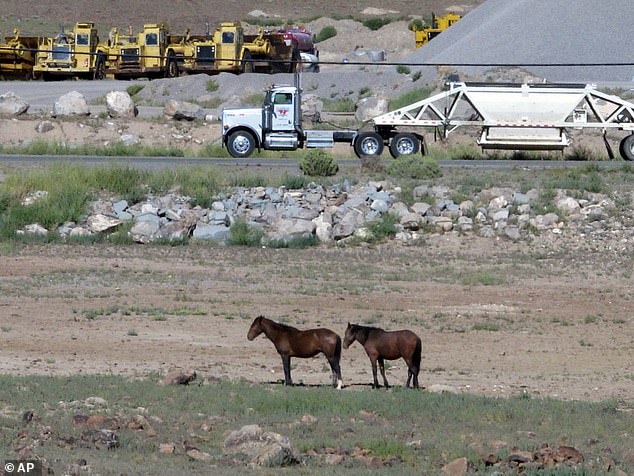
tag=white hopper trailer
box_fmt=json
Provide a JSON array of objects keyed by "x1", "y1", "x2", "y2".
[{"x1": 222, "y1": 80, "x2": 634, "y2": 160}]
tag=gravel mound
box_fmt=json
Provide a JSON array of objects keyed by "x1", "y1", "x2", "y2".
[{"x1": 405, "y1": 0, "x2": 634, "y2": 84}]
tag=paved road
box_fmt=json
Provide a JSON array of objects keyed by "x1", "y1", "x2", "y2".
[{"x1": 0, "y1": 154, "x2": 630, "y2": 172}]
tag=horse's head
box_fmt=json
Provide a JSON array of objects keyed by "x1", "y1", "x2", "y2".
[
  {"x1": 343, "y1": 322, "x2": 356, "y2": 349},
  {"x1": 247, "y1": 315, "x2": 265, "y2": 341}
]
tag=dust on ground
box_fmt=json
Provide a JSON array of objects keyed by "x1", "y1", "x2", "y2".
[{"x1": 1, "y1": 236, "x2": 632, "y2": 405}]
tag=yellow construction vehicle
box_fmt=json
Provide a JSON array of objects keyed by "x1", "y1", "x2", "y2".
[
  {"x1": 195, "y1": 21, "x2": 299, "y2": 74},
  {"x1": 105, "y1": 23, "x2": 180, "y2": 79},
  {"x1": 0, "y1": 29, "x2": 40, "y2": 79},
  {"x1": 413, "y1": 12, "x2": 461, "y2": 48},
  {"x1": 33, "y1": 22, "x2": 108, "y2": 80}
]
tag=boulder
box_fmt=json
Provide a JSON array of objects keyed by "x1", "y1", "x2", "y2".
[
  {"x1": 224, "y1": 424, "x2": 299, "y2": 467},
  {"x1": 355, "y1": 96, "x2": 388, "y2": 122},
  {"x1": 163, "y1": 100, "x2": 204, "y2": 121},
  {"x1": 53, "y1": 91, "x2": 90, "y2": 117},
  {"x1": 35, "y1": 120, "x2": 55, "y2": 133},
  {"x1": 106, "y1": 91, "x2": 138, "y2": 118},
  {"x1": 0, "y1": 92, "x2": 29, "y2": 115},
  {"x1": 301, "y1": 94, "x2": 322, "y2": 123}
]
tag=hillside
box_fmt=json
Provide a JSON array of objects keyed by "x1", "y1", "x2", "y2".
[{"x1": 1, "y1": 1, "x2": 484, "y2": 36}]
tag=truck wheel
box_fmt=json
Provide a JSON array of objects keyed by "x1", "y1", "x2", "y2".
[
  {"x1": 619, "y1": 134, "x2": 634, "y2": 161},
  {"x1": 389, "y1": 133, "x2": 420, "y2": 158},
  {"x1": 354, "y1": 132, "x2": 384, "y2": 158},
  {"x1": 242, "y1": 51, "x2": 253, "y2": 74},
  {"x1": 93, "y1": 54, "x2": 106, "y2": 80},
  {"x1": 228, "y1": 130, "x2": 256, "y2": 158},
  {"x1": 166, "y1": 52, "x2": 179, "y2": 78}
]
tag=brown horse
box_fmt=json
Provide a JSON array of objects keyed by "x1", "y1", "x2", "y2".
[
  {"x1": 343, "y1": 323, "x2": 421, "y2": 389},
  {"x1": 247, "y1": 315, "x2": 343, "y2": 389}
]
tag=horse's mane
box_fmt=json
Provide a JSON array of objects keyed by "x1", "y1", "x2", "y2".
[{"x1": 260, "y1": 316, "x2": 299, "y2": 332}]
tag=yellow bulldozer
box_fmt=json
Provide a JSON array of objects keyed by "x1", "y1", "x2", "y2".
[
  {"x1": 33, "y1": 22, "x2": 108, "y2": 80},
  {"x1": 413, "y1": 12, "x2": 461, "y2": 48}
]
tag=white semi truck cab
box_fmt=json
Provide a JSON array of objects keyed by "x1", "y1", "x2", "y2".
[{"x1": 221, "y1": 83, "x2": 359, "y2": 158}]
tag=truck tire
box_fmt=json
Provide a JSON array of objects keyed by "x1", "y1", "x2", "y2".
[
  {"x1": 242, "y1": 51, "x2": 253, "y2": 74},
  {"x1": 619, "y1": 134, "x2": 634, "y2": 161},
  {"x1": 93, "y1": 54, "x2": 106, "y2": 80},
  {"x1": 389, "y1": 133, "x2": 420, "y2": 158},
  {"x1": 354, "y1": 132, "x2": 384, "y2": 158},
  {"x1": 227, "y1": 130, "x2": 256, "y2": 158},
  {"x1": 166, "y1": 52, "x2": 179, "y2": 78}
]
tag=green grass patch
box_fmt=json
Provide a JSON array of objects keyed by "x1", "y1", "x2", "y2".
[
  {"x1": 0, "y1": 375, "x2": 631, "y2": 475},
  {"x1": 388, "y1": 87, "x2": 433, "y2": 111},
  {"x1": 315, "y1": 25, "x2": 337, "y2": 43}
]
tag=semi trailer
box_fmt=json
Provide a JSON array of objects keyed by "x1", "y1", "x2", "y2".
[{"x1": 222, "y1": 77, "x2": 634, "y2": 161}]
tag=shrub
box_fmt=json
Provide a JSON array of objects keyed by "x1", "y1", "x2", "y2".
[
  {"x1": 388, "y1": 87, "x2": 433, "y2": 111},
  {"x1": 362, "y1": 18, "x2": 393, "y2": 31},
  {"x1": 408, "y1": 19, "x2": 425, "y2": 31},
  {"x1": 126, "y1": 84, "x2": 144, "y2": 96},
  {"x1": 206, "y1": 79, "x2": 219, "y2": 92},
  {"x1": 364, "y1": 213, "x2": 399, "y2": 242},
  {"x1": 315, "y1": 26, "x2": 337, "y2": 43},
  {"x1": 396, "y1": 65, "x2": 411, "y2": 75},
  {"x1": 228, "y1": 219, "x2": 264, "y2": 247},
  {"x1": 299, "y1": 150, "x2": 339, "y2": 176},
  {"x1": 387, "y1": 156, "x2": 442, "y2": 179}
]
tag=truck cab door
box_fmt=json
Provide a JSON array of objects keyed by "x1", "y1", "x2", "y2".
[
  {"x1": 217, "y1": 30, "x2": 238, "y2": 69},
  {"x1": 271, "y1": 92, "x2": 295, "y2": 131},
  {"x1": 74, "y1": 31, "x2": 91, "y2": 71}
]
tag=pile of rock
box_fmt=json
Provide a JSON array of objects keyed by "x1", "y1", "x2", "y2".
[{"x1": 17, "y1": 180, "x2": 634, "y2": 247}]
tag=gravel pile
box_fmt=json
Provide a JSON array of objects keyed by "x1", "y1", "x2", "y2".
[{"x1": 405, "y1": 0, "x2": 634, "y2": 85}]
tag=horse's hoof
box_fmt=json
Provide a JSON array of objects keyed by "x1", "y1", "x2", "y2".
[{"x1": 336, "y1": 380, "x2": 343, "y2": 390}]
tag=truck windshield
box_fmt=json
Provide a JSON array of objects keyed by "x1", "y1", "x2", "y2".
[
  {"x1": 222, "y1": 32, "x2": 234, "y2": 44},
  {"x1": 146, "y1": 33, "x2": 158, "y2": 46},
  {"x1": 76, "y1": 34, "x2": 89, "y2": 45}
]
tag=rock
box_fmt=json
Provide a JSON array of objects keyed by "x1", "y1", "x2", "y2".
[
  {"x1": 556, "y1": 196, "x2": 581, "y2": 215},
  {"x1": 53, "y1": 91, "x2": 90, "y2": 117},
  {"x1": 400, "y1": 212, "x2": 422, "y2": 230},
  {"x1": 106, "y1": 91, "x2": 138, "y2": 118},
  {"x1": 85, "y1": 396, "x2": 108, "y2": 406},
  {"x1": 503, "y1": 226, "x2": 521, "y2": 241},
  {"x1": 193, "y1": 223, "x2": 230, "y2": 242},
  {"x1": 163, "y1": 99, "x2": 204, "y2": 121},
  {"x1": 301, "y1": 94, "x2": 322, "y2": 123},
  {"x1": 411, "y1": 202, "x2": 432, "y2": 216},
  {"x1": 186, "y1": 448, "x2": 210, "y2": 461},
  {"x1": 223, "y1": 424, "x2": 299, "y2": 467},
  {"x1": 268, "y1": 218, "x2": 316, "y2": 242},
  {"x1": 159, "y1": 443, "x2": 176, "y2": 454},
  {"x1": 35, "y1": 120, "x2": 54, "y2": 133},
  {"x1": 120, "y1": 133, "x2": 140, "y2": 146},
  {"x1": 442, "y1": 457, "x2": 468, "y2": 476},
  {"x1": 355, "y1": 96, "x2": 388, "y2": 122},
  {"x1": 130, "y1": 219, "x2": 161, "y2": 243},
  {"x1": 87, "y1": 214, "x2": 121, "y2": 234},
  {"x1": 0, "y1": 91, "x2": 29, "y2": 115},
  {"x1": 163, "y1": 370, "x2": 197, "y2": 385},
  {"x1": 18, "y1": 224, "x2": 48, "y2": 237}
]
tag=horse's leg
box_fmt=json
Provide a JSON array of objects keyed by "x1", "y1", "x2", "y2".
[
  {"x1": 370, "y1": 358, "x2": 380, "y2": 389},
  {"x1": 327, "y1": 356, "x2": 343, "y2": 390},
  {"x1": 378, "y1": 357, "x2": 389, "y2": 388},
  {"x1": 281, "y1": 354, "x2": 293, "y2": 386}
]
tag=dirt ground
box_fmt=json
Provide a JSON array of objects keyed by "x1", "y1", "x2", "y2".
[{"x1": 1, "y1": 235, "x2": 632, "y2": 405}]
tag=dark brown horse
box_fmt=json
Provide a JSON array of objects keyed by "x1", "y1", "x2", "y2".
[
  {"x1": 247, "y1": 315, "x2": 343, "y2": 389},
  {"x1": 343, "y1": 323, "x2": 421, "y2": 389}
]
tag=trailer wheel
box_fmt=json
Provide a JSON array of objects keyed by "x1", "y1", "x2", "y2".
[
  {"x1": 354, "y1": 132, "x2": 384, "y2": 158},
  {"x1": 227, "y1": 130, "x2": 256, "y2": 158},
  {"x1": 166, "y1": 52, "x2": 179, "y2": 78},
  {"x1": 93, "y1": 54, "x2": 106, "y2": 80},
  {"x1": 242, "y1": 51, "x2": 253, "y2": 74},
  {"x1": 389, "y1": 133, "x2": 420, "y2": 158},
  {"x1": 619, "y1": 134, "x2": 634, "y2": 161}
]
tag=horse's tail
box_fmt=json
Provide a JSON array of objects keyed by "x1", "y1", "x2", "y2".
[
  {"x1": 334, "y1": 334, "x2": 342, "y2": 362},
  {"x1": 413, "y1": 337, "x2": 422, "y2": 369}
]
